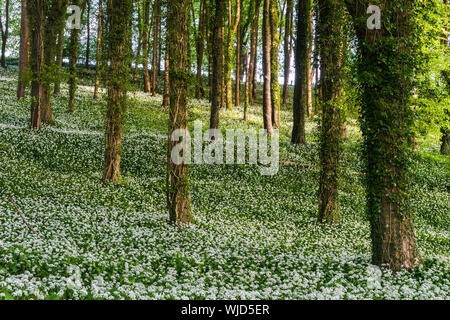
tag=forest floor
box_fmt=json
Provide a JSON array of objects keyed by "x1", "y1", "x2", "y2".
[{"x1": 0, "y1": 67, "x2": 449, "y2": 299}]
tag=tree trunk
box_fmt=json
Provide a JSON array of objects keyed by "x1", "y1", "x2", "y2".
[
  {"x1": 93, "y1": 0, "x2": 103, "y2": 99},
  {"x1": 210, "y1": 0, "x2": 225, "y2": 130},
  {"x1": 167, "y1": 0, "x2": 192, "y2": 225},
  {"x1": 133, "y1": 0, "x2": 142, "y2": 83},
  {"x1": 17, "y1": 0, "x2": 29, "y2": 99},
  {"x1": 244, "y1": 49, "x2": 249, "y2": 121},
  {"x1": 248, "y1": 0, "x2": 261, "y2": 105},
  {"x1": 28, "y1": 0, "x2": 44, "y2": 130},
  {"x1": 317, "y1": 0, "x2": 343, "y2": 224},
  {"x1": 151, "y1": 0, "x2": 160, "y2": 96},
  {"x1": 195, "y1": 0, "x2": 207, "y2": 99},
  {"x1": 235, "y1": 14, "x2": 241, "y2": 107},
  {"x1": 270, "y1": 0, "x2": 280, "y2": 128},
  {"x1": 53, "y1": 24, "x2": 64, "y2": 95},
  {"x1": 282, "y1": 0, "x2": 293, "y2": 106},
  {"x1": 224, "y1": 0, "x2": 240, "y2": 110},
  {"x1": 306, "y1": 10, "x2": 314, "y2": 117},
  {"x1": 103, "y1": 0, "x2": 133, "y2": 182},
  {"x1": 142, "y1": 0, "x2": 151, "y2": 93},
  {"x1": 262, "y1": 0, "x2": 273, "y2": 135},
  {"x1": 0, "y1": 0, "x2": 9, "y2": 68},
  {"x1": 346, "y1": 0, "x2": 421, "y2": 271},
  {"x1": 85, "y1": 0, "x2": 91, "y2": 69},
  {"x1": 291, "y1": 0, "x2": 311, "y2": 145},
  {"x1": 162, "y1": 45, "x2": 169, "y2": 108}
]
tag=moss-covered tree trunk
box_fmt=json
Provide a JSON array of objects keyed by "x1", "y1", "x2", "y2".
[
  {"x1": 282, "y1": 0, "x2": 293, "y2": 106},
  {"x1": 346, "y1": 0, "x2": 420, "y2": 271},
  {"x1": 270, "y1": 0, "x2": 280, "y2": 128},
  {"x1": 262, "y1": 0, "x2": 273, "y2": 135},
  {"x1": 102, "y1": 0, "x2": 132, "y2": 182},
  {"x1": 210, "y1": 0, "x2": 225, "y2": 130},
  {"x1": 28, "y1": 0, "x2": 45, "y2": 130},
  {"x1": 17, "y1": 0, "x2": 29, "y2": 99},
  {"x1": 167, "y1": 0, "x2": 192, "y2": 225},
  {"x1": 93, "y1": 0, "x2": 103, "y2": 99},
  {"x1": 291, "y1": 0, "x2": 312, "y2": 145},
  {"x1": 317, "y1": 0, "x2": 344, "y2": 224}
]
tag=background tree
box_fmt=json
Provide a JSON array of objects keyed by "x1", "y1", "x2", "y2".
[
  {"x1": 102, "y1": 0, "x2": 133, "y2": 182},
  {"x1": 282, "y1": 0, "x2": 293, "y2": 106},
  {"x1": 224, "y1": 0, "x2": 240, "y2": 110},
  {"x1": 151, "y1": 0, "x2": 160, "y2": 96},
  {"x1": 93, "y1": 0, "x2": 104, "y2": 99},
  {"x1": 142, "y1": 0, "x2": 151, "y2": 93},
  {"x1": 262, "y1": 0, "x2": 273, "y2": 135},
  {"x1": 17, "y1": 0, "x2": 29, "y2": 98},
  {"x1": 270, "y1": 0, "x2": 280, "y2": 128},
  {"x1": 0, "y1": 0, "x2": 10, "y2": 68},
  {"x1": 167, "y1": 0, "x2": 192, "y2": 224}
]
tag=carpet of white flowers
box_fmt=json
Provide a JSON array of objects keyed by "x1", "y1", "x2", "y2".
[{"x1": 0, "y1": 68, "x2": 449, "y2": 300}]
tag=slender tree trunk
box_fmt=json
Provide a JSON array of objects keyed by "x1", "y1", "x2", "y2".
[
  {"x1": 151, "y1": 0, "x2": 160, "y2": 96},
  {"x1": 94, "y1": 0, "x2": 103, "y2": 99},
  {"x1": 162, "y1": 45, "x2": 169, "y2": 108},
  {"x1": 440, "y1": 0, "x2": 449, "y2": 155},
  {"x1": 244, "y1": 49, "x2": 249, "y2": 121},
  {"x1": 53, "y1": 24, "x2": 64, "y2": 95},
  {"x1": 234, "y1": 1, "x2": 242, "y2": 107},
  {"x1": 133, "y1": 0, "x2": 142, "y2": 83},
  {"x1": 195, "y1": 0, "x2": 206, "y2": 99},
  {"x1": 291, "y1": 0, "x2": 311, "y2": 145},
  {"x1": 85, "y1": 0, "x2": 91, "y2": 69},
  {"x1": 282, "y1": 0, "x2": 293, "y2": 106},
  {"x1": 17, "y1": 0, "x2": 29, "y2": 99},
  {"x1": 142, "y1": 0, "x2": 151, "y2": 93},
  {"x1": 270, "y1": 0, "x2": 280, "y2": 128},
  {"x1": 262, "y1": 0, "x2": 273, "y2": 135},
  {"x1": 103, "y1": 0, "x2": 133, "y2": 182},
  {"x1": 306, "y1": 10, "x2": 314, "y2": 117},
  {"x1": 28, "y1": 0, "x2": 44, "y2": 130},
  {"x1": 0, "y1": 0, "x2": 9, "y2": 68},
  {"x1": 224, "y1": 0, "x2": 240, "y2": 110},
  {"x1": 249, "y1": 0, "x2": 261, "y2": 103},
  {"x1": 317, "y1": 0, "x2": 343, "y2": 224},
  {"x1": 210, "y1": 0, "x2": 225, "y2": 129},
  {"x1": 167, "y1": 0, "x2": 192, "y2": 225}
]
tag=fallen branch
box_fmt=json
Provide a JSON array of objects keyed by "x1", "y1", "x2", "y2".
[{"x1": 9, "y1": 196, "x2": 39, "y2": 235}]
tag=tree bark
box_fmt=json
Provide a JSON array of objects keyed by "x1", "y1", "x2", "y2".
[
  {"x1": 167, "y1": 0, "x2": 192, "y2": 225},
  {"x1": 93, "y1": 0, "x2": 103, "y2": 99},
  {"x1": 291, "y1": 0, "x2": 311, "y2": 145},
  {"x1": 262, "y1": 0, "x2": 273, "y2": 135},
  {"x1": 210, "y1": 0, "x2": 225, "y2": 130},
  {"x1": 270, "y1": 0, "x2": 280, "y2": 128},
  {"x1": 103, "y1": 0, "x2": 132, "y2": 182},
  {"x1": 28, "y1": 0, "x2": 45, "y2": 130},
  {"x1": 17, "y1": 0, "x2": 29, "y2": 99},
  {"x1": 317, "y1": 0, "x2": 343, "y2": 224}
]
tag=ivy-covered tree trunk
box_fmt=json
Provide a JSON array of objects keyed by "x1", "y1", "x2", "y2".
[
  {"x1": 151, "y1": 0, "x2": 160, "y2": 96},
  {"x1": 17, "y1": 0, "x2": 29, "y2": 99},
  {"x1": 291, "y1": 0, "x2": 312, "y2": 145},
  {"x1": 93, "y1": 0, "x2": 103, "y2": 99},
  {"x1": 41, "y1": 0, "x2": 69, "y2": 124},
  {"x1": 142, "y1": 0, "x2": 151, "y2": 93},
  {"x1": 282, "y1": 0, "x2": 293, "y2": 106},
  {"x1": 28, "y1": 0, "x2": 45, "y2": 130},
  {"x1": 103, "y1": 0, "x2": 132, "y2": 182},
  {"x1": 270, "y1": 0, "x2": 280, "y2": 128},
  {"x1": 262, "y1": 0, "x2": 273, "y2": 135},
  {"x1": 210, "y1": 0, "x2": 225, "y2": 130},
  {"x1": 346, "y1": 0, "x2": 420, "y2": 271},
  {"x1": 167, "y1": 0, "x2": 192, "y2": 225},
  {"x1": 317, "y1": 0, "x2": 344, "y2": 224}
]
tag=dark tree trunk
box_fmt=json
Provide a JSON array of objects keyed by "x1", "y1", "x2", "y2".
[
  {"x1": 210, "y1": 0, "x2": 225, "y2": 130},
  {"x1": 93, "y1": 0, "x2": 103, "y2": 99},
  {"x1": 28, "y1": 0, "x2": 45, "y2": 130},
  {"x1": 262, "y1": 0, "x2": 273, "y2": 135},
  {"x1": 317, "y1": 0, "x2": 343, "y2": 224},
  {"x1": 0, "y1": 0, "x2": 9, "y2": 68},
  {"x1": 282, "y1": 0, "x2": 293, "y2": 106},
  {"x1": 291, "y1": 0, "x2": 311, "y2": 145},
  {"x1": 167, "y1": 0, "x2": 192, "y2": 225},
  {"x1": 17, "y1": 0, "x2": 29, "y2": 99},
  {"x1": 103, "y1": 0, "x2": 133, "y2": 182}
]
